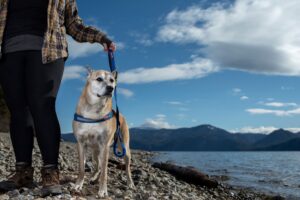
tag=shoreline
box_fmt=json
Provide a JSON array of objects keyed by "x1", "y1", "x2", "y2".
[
  {"x1": 148, "y1": 151, "x2": 286, "y2": 200},
  {"x1": 0, "y1": 132, "x2": 285, "y2": 199},
  {"x1": 150, "y1": 151, "x2": 298, "y2": 199}
]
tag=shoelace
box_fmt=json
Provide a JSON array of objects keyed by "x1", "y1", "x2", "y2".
[{"x1": 42, "y1": 170, "x2": 58, "y2": 184}]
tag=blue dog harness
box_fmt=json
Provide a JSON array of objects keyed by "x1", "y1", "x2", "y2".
[
  {"x1": 74, "y1": 111, "x2": 114, "y2": 123},
  {"x1": 73, "y1": 50, "x2": 126, "y2": 158}
]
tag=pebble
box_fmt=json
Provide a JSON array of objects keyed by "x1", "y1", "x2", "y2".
[{"x1": 0, "y1": 194, "x2": 10, "y2": 200}]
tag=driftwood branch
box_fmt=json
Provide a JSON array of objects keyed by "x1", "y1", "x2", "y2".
[{"x1": 152, "y1": 162, "x2": 218, "y2": 188}]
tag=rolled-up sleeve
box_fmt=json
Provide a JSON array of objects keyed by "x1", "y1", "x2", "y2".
[{"x1": 64, "y1": 0, "x2": 106, "y2": 43}]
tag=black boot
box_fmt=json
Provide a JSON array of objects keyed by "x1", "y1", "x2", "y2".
[
  {"x1": 0, "y1": 163, "x2": 35, "y2": 192},
  {"x1": 40, "y1": 165, "x2": 62, "y2": 197}
]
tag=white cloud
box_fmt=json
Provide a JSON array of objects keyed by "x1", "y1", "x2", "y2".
[
  {"x1": 139, "y1": 38, "x2": 153, "y2": 46},
  {"x1": 140, "y1": 114, "x2": 175, "y2": 129},
  {"x1": 67, "y1": 36, "x2": 102, "y2": 59},
  {"x1": 264, "y1": 102, "x2": 297, "y2": 107},
  {"x1": 176, "y1": 114, "x2": 186, "y2": 119},
  {"x1": 115, "y1": 42, "x2": 126, "y2": 50},
  {"x1": 118, "y1": 88, "x2": 134, "y2": 98},
  {"x1": 67, "y1": 36, "x2": 125, "y2": 59},
  {"x1": 165, "y1": 101, "x2": 183, "y2": 105},
  {"x1": 246, "y1": 108, "x2": 300, "y2": 117},
  {"x1": 119, "y1": 58, "x2": 218, "y2": 84},
  {"x1": 157, "y1": 1, "x2": 300, "y2": 76},
  {"x1": 178, "y1": 107, "x2": 189, "y2": 111},
  {"x1": 156, "y1": 114, "x2": 166, "y2": 118},
  {"x1": 130, "y1": 32, "x2": 154, "y2": 46},
  {"x1": 231, "y1": 126, "x2": 278, "y2": 134},
  {"x1": 63, "y1": 65, "x2": 86, "y2": 81},
  {"x1": 285, "y1": 128, "x2": 300, "y2": 133},
  {"x1": 231, "y1": 126, "x2": 300, "y2": 134},
  {"x1": 232, "y1": 88, "x2": 249, "y2": 100},
  {"x1": 233, "y1": 88, "x2": 242, "y2": 94},
  {"x1": 240, "y1": 96, "x2": 249, "y2": 100},
  {"x1": 164, "y1": 101, "x2": 189, "y2": 111},
  {"x1": 281, "y1": 86, "x2": 293, "y2": 91}
]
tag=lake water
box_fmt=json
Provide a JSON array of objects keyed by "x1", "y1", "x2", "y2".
[{"x1": 152, "y1": 152, "x2": 300, "y2": 199}]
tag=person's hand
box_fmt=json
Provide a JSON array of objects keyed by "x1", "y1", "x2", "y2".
[
  {"x1": 103, "y1": 42, "x2": 117, "y2": 52},
  {"x1": 101, "y1": 35, "x2": 116, "y2": 52}
]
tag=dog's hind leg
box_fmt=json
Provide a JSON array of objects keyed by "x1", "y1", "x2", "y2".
[
  {"x1": 120, "y1": 118, "x2": 135, "y2": 188},
  {"x1": 90, "y1": 146, "x2": 101, "y2": 184},
  {"x1": 124, "y1": 147, "x2": 135, "y2": 188},
  {"x1": 74, "y1": 142, "x2": 86, "y2": 191}
]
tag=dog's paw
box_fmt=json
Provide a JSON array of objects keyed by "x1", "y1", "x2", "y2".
[
  {"x1": 73, "y1": 180, "x2": 84, "y2": 192},
  {"x1": 90, "y1": 172, "x2": 100, "y2": 185},
  {"x1": 98, "y1": 188, "x2": 108, "y2": 198},
  {"x1": 128, "y1": 181, "x2": 135, "y2": 189},
  {"x1": 73, "y1": 184, "x2": 83, "y2": 192}
]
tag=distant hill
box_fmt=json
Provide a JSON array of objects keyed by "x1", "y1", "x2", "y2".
[
  {"x1": 61, "y1": 124, "x2": 300, "y2": 151},
  {"x1": 253, "y1": 129, "x2": 299, "y2": 148},
  {"x1": 130, "y1": 125, "x2": 242, "y2": 151},
  {"x1": 61, "y1": 133, "x2": 77, "y2": 143},
  {"x1": 258, "y1": 138, "x2": 300, "y2": 151}
]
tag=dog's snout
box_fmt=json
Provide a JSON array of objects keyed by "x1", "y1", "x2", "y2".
[{"x1": 106, "y1": 86, "x2": 114, "y2": 92}]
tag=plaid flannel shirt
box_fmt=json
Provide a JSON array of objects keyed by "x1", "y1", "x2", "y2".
[{"x1": 0, "y1": 0, "x2": 106, "y2": 64}]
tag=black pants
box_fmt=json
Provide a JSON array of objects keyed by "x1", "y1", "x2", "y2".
[{"x1": 0, "y1": 50, "x2": 64, "y2": 166}]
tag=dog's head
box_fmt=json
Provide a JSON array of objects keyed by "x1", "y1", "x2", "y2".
[{"x1": 85, "y1": 66, "x2": 118, "y2": 98}]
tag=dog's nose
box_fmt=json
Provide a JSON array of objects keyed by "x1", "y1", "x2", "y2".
[{"x1": 106, "y1": 86, "x2": 114, "y2": 93}]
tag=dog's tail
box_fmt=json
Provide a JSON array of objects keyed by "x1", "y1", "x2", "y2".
[{"x1": 120, "y1": 114, "x2": 130, "y2": 149}]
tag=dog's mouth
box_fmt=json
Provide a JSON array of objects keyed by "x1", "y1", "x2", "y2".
[{"x1": 97, "y1": 93, "x2": 112, "y2": 98}]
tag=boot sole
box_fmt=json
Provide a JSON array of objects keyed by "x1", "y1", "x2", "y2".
[
  {"x1": 41, "y1": 185, "x2": 62, "y2": 197},
  {"x1": 0, "y1": 181, "x2": 36, "y2": 192}
]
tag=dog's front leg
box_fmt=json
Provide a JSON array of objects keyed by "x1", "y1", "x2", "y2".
[
  {"x1": 98, "y1": 145, "x2": 109, "y2": 198},
  {"x1": 90, "y1": 146, "x2": 101, "y2": 184},
  {"x1": 74, "y1": 142, "x2": 86, "y2": 191}
]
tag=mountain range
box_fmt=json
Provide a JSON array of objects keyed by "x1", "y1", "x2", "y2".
[{"x1": 61, "y1": 124, "x2": 300, "y2": 151}]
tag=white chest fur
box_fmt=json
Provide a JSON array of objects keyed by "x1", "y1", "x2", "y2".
[{"x1": 73, "y1": 121, "x2": 110, "y2": 146}]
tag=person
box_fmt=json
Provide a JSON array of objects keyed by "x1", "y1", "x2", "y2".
[{"x1": 0, "y1": 0, "x2": 116, "y2": 196}]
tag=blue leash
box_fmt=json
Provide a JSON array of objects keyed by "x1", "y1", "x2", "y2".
[{"x1": 108, "y1": 50, "x2": 127, "y2": 158}]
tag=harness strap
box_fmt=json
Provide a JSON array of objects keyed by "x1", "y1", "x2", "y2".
[{"x1": 108, "y1": 50, "x2": 126, "y2": 158}]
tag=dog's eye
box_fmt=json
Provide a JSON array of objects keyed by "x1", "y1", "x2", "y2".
[
  {"x1": 110, "y1": 78, "x2": 114, "y2": 83},
  {"x1": 96, "y1": 77, "x2": 103, "y2": 82}
]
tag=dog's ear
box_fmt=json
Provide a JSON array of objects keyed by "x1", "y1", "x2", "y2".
[
  {"x1": 85, "y1": 65, "x2": 94, "y2": 78},
  {"x1": 112, "y1": 70, "x2": 118, "y2": 81}
]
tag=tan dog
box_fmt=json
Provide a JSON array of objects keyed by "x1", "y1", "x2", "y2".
[{"x1": 72, "y1": 68, "x2": 134, "y2": 197}]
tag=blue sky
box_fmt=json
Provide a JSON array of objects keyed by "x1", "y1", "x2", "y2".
[{"x1": 58, "y1": 0, "x2": 300, "y2": 134}]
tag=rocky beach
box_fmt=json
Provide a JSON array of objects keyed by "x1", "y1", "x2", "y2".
[{"x1": 0, "y1": 132, "x2": 284, "y2": 200}]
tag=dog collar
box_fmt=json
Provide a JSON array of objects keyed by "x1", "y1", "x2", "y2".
[{"x1": 74, "y1": 111, "x2": 114, "y2": 123}]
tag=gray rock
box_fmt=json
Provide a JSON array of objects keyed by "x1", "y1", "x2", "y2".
[
  {"x1": 0, "y1": 194, "x2": 9, "y2": 200},
  {"x1": 7, "y1": 189, "x2": 20, "y2": 198}
]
